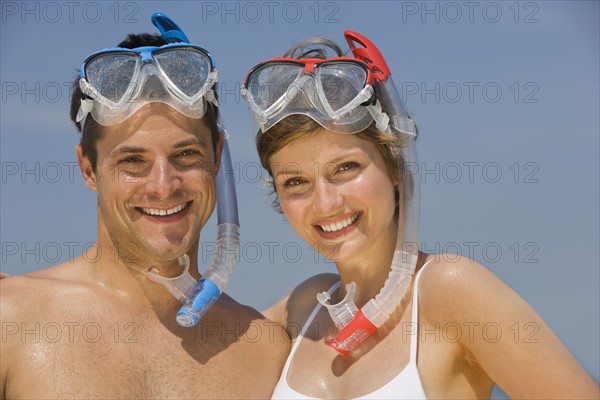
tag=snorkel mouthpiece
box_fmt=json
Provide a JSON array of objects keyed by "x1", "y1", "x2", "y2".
[
  {"x1": 317, "y1": 282, "x2": 370, "y2": 355},
  {"x1": 317, "y1": 282, "x2": 359, "y2": 329},
  {"x1": 146, "y1": 255, "x2": 196, "y2": 302}
]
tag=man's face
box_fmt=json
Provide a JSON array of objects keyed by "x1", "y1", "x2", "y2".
[{"x1": 78, "y1": 104, "x2": 222, "y2": 264}]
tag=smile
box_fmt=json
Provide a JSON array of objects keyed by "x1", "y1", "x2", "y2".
[
  {"x1": 318, "y1": 213, "x2": 360, "y2": 233},
  {"x1": 141, "y1": 201, "x2": 190, "y2": 216}
]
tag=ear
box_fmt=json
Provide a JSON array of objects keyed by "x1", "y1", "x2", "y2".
[
  {"x1": 213, "y1": 132, "x2": 225, "y2": 176},
  {"x1": 75, "y1": 145, "x2": 97, "y2": 192}
]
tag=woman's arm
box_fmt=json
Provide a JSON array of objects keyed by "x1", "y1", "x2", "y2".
[
  {"x1": 263, "y1": 293, "x2": 290, "y2": 328},
  {"x1": 421, "y1": 256, "x2": 598, "y2": 399}
]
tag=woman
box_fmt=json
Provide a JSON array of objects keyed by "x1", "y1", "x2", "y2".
[{"x1": 241, "y1": 31, "x2": 598, "y2": 398}]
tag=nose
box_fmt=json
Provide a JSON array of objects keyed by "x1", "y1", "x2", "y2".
[
  {"x1": 144, "y1": 158, "x2": 182, "y2": 200},
  {"x1": 312, "y1": 179, "x2": 343, "y2": 214}
]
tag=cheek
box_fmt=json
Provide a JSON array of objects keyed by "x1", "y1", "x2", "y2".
[
  {"x1": 279, "y1": 196, "x2": 300, "y2": 219},
  {"x1": 352, "y1": 177, "x2": 374, "y2": 191},
  {"x1": 353, "y1": 172, "x2": 396, "y2": 207},
  {"x1": 279, "y1": 195, "x2": 309, "y2": 229},
  {"x1": 197, "y1": 174, "x2": 217, "y2": 197},
  {"x1": 95, "y1": 174, "x2": 139, "y2": 206}
]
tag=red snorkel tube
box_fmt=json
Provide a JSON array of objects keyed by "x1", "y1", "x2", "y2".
[{"x1": 318, "y1": 31, "x2": 420, "y2": 356}]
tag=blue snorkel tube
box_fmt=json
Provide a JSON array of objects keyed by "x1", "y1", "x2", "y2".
[
  {"x1": 149, "y1": 13, "x2": 241, "y2": 327},
  {"x1": 176, "y1": 121, "x2": 240, "y2": 327}
]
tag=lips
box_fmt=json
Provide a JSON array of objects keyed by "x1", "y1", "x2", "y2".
[
  {"x1": 141, "y1": 201, "x2": 190, "y2": 216},
  {"x1": 318, "y1": 213, "x2": 360, "y2": 232},
  {"x1": 137, "y1": 201, "x2": 192, "y2": 221},
  {"x1": 314, "y1": 212, "x2": 362, "y2": 239}
]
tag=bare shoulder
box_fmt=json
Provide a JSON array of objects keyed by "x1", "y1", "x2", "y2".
[
  {"x1": 1, "y1": 271, "x2": 69, "y2": 314},
  {"x1": 417, "y1": 254, "x2": 515, "y2": 323},
  {"x1": 217, "y1": 293, "x2": 290, "y2": 347},
  {"x1": 288, "y1": 273, "x2": 340, "y2": 307},
  {"x1": 215, "y1": 293, "x2": 290, "y2": 376},
  {"x1": 1, "y1": 268, "x2": 86, "y2": 394},
  {"x1": 263, "y1": 273, "x2": 339, "y2": 337},
  {"x1": 1, "y1": 261, "x2": 99, "y2": 336},
  {"x1": 419, "y1": 253, "x2": 495, "y2": 288}
]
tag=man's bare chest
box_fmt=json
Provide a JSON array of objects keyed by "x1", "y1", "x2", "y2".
[{"x1": 6, "y1": 318, "x2": 250, "y2": 399}]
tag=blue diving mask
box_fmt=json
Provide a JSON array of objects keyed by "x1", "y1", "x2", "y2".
[{"x1": 77, "y1": 43, "x2": 218, "y2": 128}]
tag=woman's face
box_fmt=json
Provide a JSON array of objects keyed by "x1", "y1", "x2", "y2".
[{"x1": 269, "y1": 129, "x2": 398, "y2": 264}]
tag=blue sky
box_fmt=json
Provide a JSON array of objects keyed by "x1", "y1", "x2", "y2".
[{"x1": 1, "y1": 1, "x2": 598, "y2": 394}]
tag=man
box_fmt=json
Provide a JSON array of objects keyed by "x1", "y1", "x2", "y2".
[{"x1": 0, "y1": 14, "x2": 288, "y2": 399}]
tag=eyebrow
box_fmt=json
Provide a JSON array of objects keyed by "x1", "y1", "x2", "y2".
[
  {"x1": 173, "y1": 138, "x2": 210, "y2": 149},
  {"x1": 272, "y1": 151, "x2": 366, "y2": 179},
  {"x1": 111, "y1": 138, "x2": 210, "y2": 156},
  {"x1": 113, "y1": 146, "x2": 146, "y2": 154},
  {"x1": 273, "y1": 165, "x2": 303, "y2": 180}
]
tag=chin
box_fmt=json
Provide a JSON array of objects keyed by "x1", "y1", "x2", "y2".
[
  {"x1": 323, "y1": 238, "x2": 374, "y2": 264},
  {"x1": 140, "y1": 239, "x2": 192, "y2": 261}
]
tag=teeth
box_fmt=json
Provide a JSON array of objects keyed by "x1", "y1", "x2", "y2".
[
  {"x1": 142, "y1": 202, "x2": 188, "y2": 216},
  {"x1": 319, "y1": 213, "x2": 359, "y2": 233}
]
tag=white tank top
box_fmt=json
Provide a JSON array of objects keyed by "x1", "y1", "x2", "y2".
[{"x1": 271, "y1": 260, "x2": 433, "y2": 399}]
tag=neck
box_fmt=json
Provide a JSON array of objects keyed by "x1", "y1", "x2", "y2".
[
  {"x1": 89, "y1": 229, "x2": 202, "y2": 307},
  {"x1": 334, "y1": 223, "x2": 399, "y2": 308}
]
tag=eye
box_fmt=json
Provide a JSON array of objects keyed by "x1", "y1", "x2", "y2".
[
  {"x1": 177, "y1": 149, "x2": 200, "y2": 157},
  {"x1": 174, "y1": 148, "x2": 208, "y2": 167},
  {"x1": 114, "y1": 156, "x2": 145, "y2": 174},
  {"x1": 119, "y1": 156, "x2": 143, "y2": 164},
  {"x1": 338, "y1": 161, "x2": 359, "y2": 172},
  {"x1": 284, "y1": 177, "x2": 306, "y2": 187}
]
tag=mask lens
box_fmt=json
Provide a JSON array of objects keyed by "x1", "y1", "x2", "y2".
[
  {"x1": 318, "y1": 62, "x2": 367, "y2": 111},
  {"x1": 247, "y1": 62, "x2": 304, "y2": 110},
  {"x1": 155, "y1": 48, "x2": 211, "y2": 97},
  {"x1": 85, "y1": 53, "x2": 138, "y2": 103}
]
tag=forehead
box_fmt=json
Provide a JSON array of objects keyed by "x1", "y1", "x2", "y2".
[
  {"x1": 97, "y1": 104, "x2": 213, "y2": 152},
  {"x1": 271, "y1": 129, "x2": 379, "y2": 164}
]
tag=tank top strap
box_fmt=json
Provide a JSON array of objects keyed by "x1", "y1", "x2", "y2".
[
  {"x1": 283, "y1": 280, "x2": 342, "y2": 371},
  {"x1": 410, "y1": 259, "x2": 434, "y2": 364}
]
